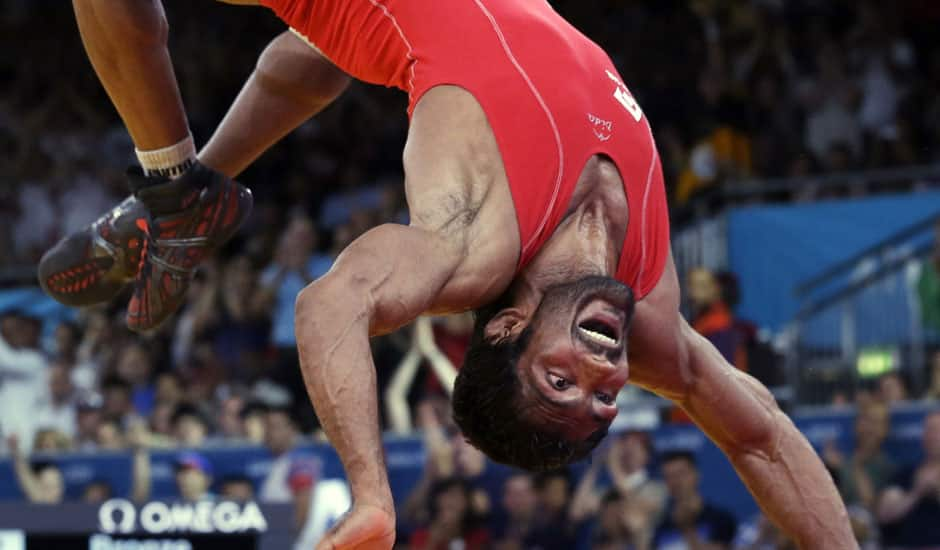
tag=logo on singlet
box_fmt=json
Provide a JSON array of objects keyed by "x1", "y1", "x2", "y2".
[
  {"x1": 587, "y1": 113, "x2": 613, "y2": 142},
  {"x1": 606, "y1": 69, "x2": 644, "y2": 123}
]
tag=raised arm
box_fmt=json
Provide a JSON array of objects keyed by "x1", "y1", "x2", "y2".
[
  {"x1": 7, "y1": 436, "x2": 43, "y2": 503},
  {"x1": 293, "y1": 223, "x2": 469, "y2": 549}
]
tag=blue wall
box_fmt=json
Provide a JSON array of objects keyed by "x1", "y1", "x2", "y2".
[
  {"x1": 728, "y1": 191, "x2": 940, "y2": 334},
  {"x1": 0, "y1": 406, "x2": 931, "y2": 522}
]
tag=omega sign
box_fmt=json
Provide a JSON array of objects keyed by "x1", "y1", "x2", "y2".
[{"x1": 99, "y1": 499, "x2": 268, "y2": 534}]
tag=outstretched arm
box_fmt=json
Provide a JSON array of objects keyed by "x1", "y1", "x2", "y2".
[
  {"x1": 629, "y1": 255, "x2": 852, "y2": 550},
  {"x1": 677, "y1": 325, "x2": 853, "y2": 549},
  {"x1": 294, "y1": 223, "x2": 468, "y2": 549}
]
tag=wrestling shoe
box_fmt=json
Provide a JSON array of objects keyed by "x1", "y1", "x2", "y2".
[
  {"x1": 125, "y1": 162, "x2": 253, "y2": 331},
  {"x1": 38, "y1": 196, "x2": 149, "y2": 307}
]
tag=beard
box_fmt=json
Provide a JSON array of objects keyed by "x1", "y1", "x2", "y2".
[{"x1": 532, "y1": 276, "x2": 634, "y2": 323}]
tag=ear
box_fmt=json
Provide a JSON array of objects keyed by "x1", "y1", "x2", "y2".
[{"x1": 483, "y1": 308, "x2": 529, "y2": 344}]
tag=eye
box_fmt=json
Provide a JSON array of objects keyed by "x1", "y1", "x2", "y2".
[
  {"x1": 595, "y1": 391, "x2": 614, "y2": 405},
  {"x1": 548, "y1": 373, "x2": 571, "y2": 391}
]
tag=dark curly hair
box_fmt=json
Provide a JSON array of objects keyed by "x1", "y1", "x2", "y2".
[{"x1": 452, "y1": 291, "x2": 608, "y2": 472}]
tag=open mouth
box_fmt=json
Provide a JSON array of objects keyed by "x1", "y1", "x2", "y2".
[
  {"x1": 577, "y1": 319, "x2": 619, "y2": 346},
  {"x1": 576, "y1": 312, "x2": 623, "y2": 349}
]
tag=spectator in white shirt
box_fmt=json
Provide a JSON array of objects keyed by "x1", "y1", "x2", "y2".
[
  {"x1": 0, "y1": 311, "x2": 49, "y2": 451},
  {"x1": 34, "y1": 362, "x2": 78, "y2": 440}
]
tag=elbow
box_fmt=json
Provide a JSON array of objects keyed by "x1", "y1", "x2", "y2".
[
  {"x1": 294, "y1": 279, "x2": 327, "y2": 342},
  {"x1": 293, "y1": 276, "x2": 361, "y2": 345}
]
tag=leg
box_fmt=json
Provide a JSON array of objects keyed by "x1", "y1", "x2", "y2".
[
  {"x1": 41, "y1": 26, "x2": 348, "y2": 328},
  {"x1": 72, "y1": 0, "x2": 188, "y2": 150},
  {"x1": 199, "y1": 30, "x2": 350, "y2": 177},
  {"x1": 628, "y1": 253, "x2": 854, "y2": 549}
]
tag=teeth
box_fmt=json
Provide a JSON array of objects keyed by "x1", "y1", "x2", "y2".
[{"x1": 579, "y1": 327, "x2": 617, "y2": 346}]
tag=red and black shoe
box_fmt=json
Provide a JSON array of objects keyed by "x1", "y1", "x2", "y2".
[
  {"x1": 126, "y1": 162, "x2": 253, "y2": 331},
  {"x1": 38, "y1": 196, "x2": 150, "y2": 306}
]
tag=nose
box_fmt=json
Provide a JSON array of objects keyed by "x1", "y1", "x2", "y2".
[
  {"x1": 582, "y1": 354, "x2": 630, "y2": 388},
  {"x1": 592, "y1": 399, "x2": 619, "y2": 423}
]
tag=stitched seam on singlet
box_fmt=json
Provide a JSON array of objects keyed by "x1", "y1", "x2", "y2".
[
  {"x1": 471, "y1": 0, "x2": 564, "y2": 258},
  {"x1": 636, "y1": 119, "x2": 658, "y2": 291},
  {"x1": 365, "y1": 0, "x2": 417, "y2": 97}
]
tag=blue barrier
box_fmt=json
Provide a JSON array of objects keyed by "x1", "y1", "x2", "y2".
[
  {"x1": 0, "y1": 404, "x2": 932, "y2": 522},
  {"x1": 728, "y1": 191, "x2": 940, "y2": 334}
]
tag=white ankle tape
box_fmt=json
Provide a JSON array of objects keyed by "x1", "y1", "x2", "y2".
[{"x1": 136, "y1": 135, "x2": 197, "y2": 179}]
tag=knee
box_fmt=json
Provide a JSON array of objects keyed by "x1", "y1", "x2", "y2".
[{"x1": 257, "y1": 31, "x2": 350, "y2": 104}]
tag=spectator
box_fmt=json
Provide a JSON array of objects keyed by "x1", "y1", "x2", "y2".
[
  {"x1": 172, "y1": 404, "x2": 211, "y2": 447},
  {"x1": 32, "y1": 428, "x2": 70, "y2": 453},
  {"x1": 409, "y1": 478, "x2": 491, "y2": 550},
  {"x1": 687, "y1": 268, "x2": 745, "y2": 369},
  {"x1": 217, "y1": 394, "x2": 248, "y2": 440},
  {"x1": 113, "y1": 341, "x2": 157, "y2": 417},
  {"x1": 403, "y1": 400, "x2": 497, "y2": 531},
  {"x1": 491, "y1": 473, "x2": 538, "y2": 550},
  {"x1": 7, "y1": 435, "x2": 65, "y2": 504},
  {"x1": 527, "y1": 469, "x2": 576, "y2": 550},
  {"x1": 101, "y1": 377, "x2": 134, "y2": 421},
  {"x1": 132, "y1": 426, "x2": 215, "y2": 504},
  {"x1": 258, "y1": 216, "x2": 333, "y2": 421},
  {"x1": 878, "y1": 372, "x2": 909, "y2": 405},
  {"x1": 258, "y1": 406, "x2": 309, "y2": 503},
  {"x1": 183, "y1": 255, "x2": 270, "y2": 383},
  {"x1": 95, "y1": 417, "x2": 125, "y2": 450},
  {"x1": 51, "y1": 321, "x2": 81, "y2": 364},
  {"x1": 33, "y1": 362, "x2": 78, "y2": 440},
  {"x1": 571, "y1": 431, "x2": 665, "y2": 548},
  {"x1": 653, "y1": 451, "x2": 737, "y2": 550},
  {"x1": 220, "y1": 475, "x2": 256, "y2": 503},
  {"x1": 74, "y1": 394, "x2": 104, "y2": 450},
  {"x1": 253, "y1": 405, "x2": 352, "y2": 548},
  {"x1": 823, "y1": 401, "x2": 896, "y2": 510},
  {"x1": 877, "y1": 410, "x2": 940, "y2": 548},
  {"x1": 0, "y1": 310, "x2": 49, "y2": 449},
  {"x1": 240, "y1": 401, "x2": 267, "y2": 445},
  {"x1": 591, "y1": 490, "x2": 651, "y2": 550},
  {"x1": 82, "y1": 479, "x2": 113, "y2": 504},
  {"x1": 173, "y1": 451, "x2": 215, "y2": 502}
]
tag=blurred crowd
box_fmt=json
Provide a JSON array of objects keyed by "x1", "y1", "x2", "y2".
[
  {"x1": 4, "y1": 1, "x2": 940, "y2": 266},
  {"x1": 2, "y1": 0, "x2": 940, "y2": 548}
]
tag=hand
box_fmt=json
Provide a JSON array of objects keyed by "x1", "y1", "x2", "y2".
[
  {"x1": 316, "y1": 504, "x2": 395, "y2": 550},
  {"x1": 127, "y1": 420, "x2": 150, "y2": 451},
  {"x1": 913, "y1": 464, "x2": 940, "y2": 497}
]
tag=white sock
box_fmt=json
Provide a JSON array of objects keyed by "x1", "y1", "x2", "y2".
[{"x1": 136, "y1": 134, "x2": 197, "y2": 179}]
